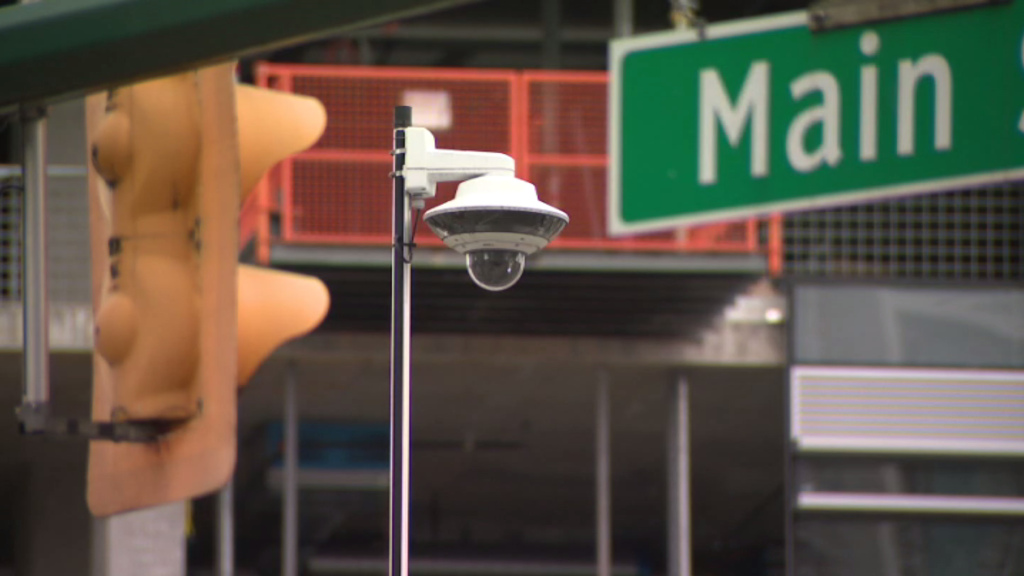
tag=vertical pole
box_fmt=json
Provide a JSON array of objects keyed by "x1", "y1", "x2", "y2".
[
  {"x1": 541, "y1": 0, "x2": 562, "y2": 69},
  {"x1": 539, "y1": 0, "x2": 562, "y2": 204},
  {"x1": 596, "y1": 370, "x2": 613, "y2": 576},
  {"x1": 667, "y1": 376, "x2": 691, "y2": 576},
  {"x1": 390, "y1": 105, "x2": 413, "y2": 576},
  {"x1": 19, "y1": 100, "x2": 50, "y2": 430},
  {"x1": 613, "y1": 0, "x2": 633, "y2": 38},
  {"x1": 217, "y1": 479, "x2": 234, "y2": 576},
  {"x1": 99, "y1": 503, "x2": 188, "y2": 576},
  {"x1": 282, "y1": 365, "x2": 299, "y2": 576}
]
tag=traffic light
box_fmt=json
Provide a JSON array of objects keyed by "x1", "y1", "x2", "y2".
[
  {"x1": 233, "y1": 82, "x2": 334, "y2": 387},
  {"x1": 86, "y1": 63, "x2": 330, "y2": 516}
]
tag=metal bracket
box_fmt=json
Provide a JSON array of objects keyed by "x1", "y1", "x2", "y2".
[
  {"x1": 16, "y1": 402, "x2": 188, "y2": 443},
  {"x1": 15, "y1": 401, "x2": 50, "y2": 434},
  {"x1": 669, "y1": 0, "x2": 707, "y2": 37},
  {"x1": 18, "y1": 102, "x2": 47, "y2": 123},
  {"x1": 808, "y1": 0, "x2": 1011, "y2": 31}
]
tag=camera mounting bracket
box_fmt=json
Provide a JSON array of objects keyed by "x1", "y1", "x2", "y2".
[{"x1": 401, "y1": 127, "x2": 515, "y2": 199}]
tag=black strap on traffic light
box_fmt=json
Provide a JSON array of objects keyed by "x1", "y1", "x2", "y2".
[{"x1": 17, "y1": 401, "x2": 190, "y2": 443}]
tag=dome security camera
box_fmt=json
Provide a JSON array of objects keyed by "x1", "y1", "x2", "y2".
[{"x1": 423, "y1": 174, "x2": 569, "y2": 291}]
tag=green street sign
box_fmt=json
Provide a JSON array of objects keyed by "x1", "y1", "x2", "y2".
[{"x1": 609, "y1": 3, "x2": 1024, "y2": 235}]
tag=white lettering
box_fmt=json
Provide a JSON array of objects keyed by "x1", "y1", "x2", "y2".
[
  {"x1": 897, "y1": 54, "x2": 953, "y2": 156},
  {"x1": 859, "y1": 31, "x2": 880, "y2": 162},
  {"x1": 786, "y1": 71, "x2": 843, "y2": 173},
  {"x1": 860, "y1": 64, "x2": 878, "y2": 162},
  {"x1": 699, "y1": 61, "x2": 770, "y2": 185}
]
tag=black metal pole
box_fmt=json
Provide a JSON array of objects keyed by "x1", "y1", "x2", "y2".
[{"x1": 390, "y1": 105, "x2": 413, "y2": 576}]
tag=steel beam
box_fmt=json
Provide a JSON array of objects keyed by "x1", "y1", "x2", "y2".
[{"x1": 0, "y1": 0, "x2": 478, "y2": 108}]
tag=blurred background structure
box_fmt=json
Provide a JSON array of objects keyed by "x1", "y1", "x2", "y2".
[{"x1": 0, "y1": 0, "x2": 1021, "y2": 575}]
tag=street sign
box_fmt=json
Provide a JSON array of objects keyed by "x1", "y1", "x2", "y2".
[{"x1": 609, "y1": 2, "x2": 1024, "y2": 235}]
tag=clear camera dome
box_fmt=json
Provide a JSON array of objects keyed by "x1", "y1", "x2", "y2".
[{"x1": 465, "y1": 250, "x2": 526, "y2": 292}]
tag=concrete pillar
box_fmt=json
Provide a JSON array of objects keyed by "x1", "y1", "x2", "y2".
[{"x1": 94, "y1": 502, "x2": 187, "y2": 576}]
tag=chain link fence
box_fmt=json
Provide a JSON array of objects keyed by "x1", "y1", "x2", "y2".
[
  {"x1": 0, "y1": 168, "x2": 92, "y2": 304},
  {"x1": 783, "y1": 185, "x2": 1023, "y2": 281},
  {"x1": 1, "y1": 177, "x2": 21, "y2": 301}
]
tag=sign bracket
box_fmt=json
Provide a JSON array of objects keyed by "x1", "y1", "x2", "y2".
[{"x1": 808, "y1": 0, "x2": 1010, "y2": 31}]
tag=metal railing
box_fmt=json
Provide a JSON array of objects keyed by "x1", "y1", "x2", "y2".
[
  {"x1": 244, "y1": 63, "x2": 781, "y2": 268},
  {"x1": 0, "y1": 164, "x2": 93, "y2": 303}
]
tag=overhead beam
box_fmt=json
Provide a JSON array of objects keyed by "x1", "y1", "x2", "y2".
[{"x1": 0, "y1": 0, "x2": 478, "y2": 108}]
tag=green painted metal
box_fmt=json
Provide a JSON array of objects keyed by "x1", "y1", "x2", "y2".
[
  {"x1": 609, "y1": 3, "x2": 1024, "y2": 235},
  {"x1": 0, "y1": 0, "x2": 477, "y2": 107}
]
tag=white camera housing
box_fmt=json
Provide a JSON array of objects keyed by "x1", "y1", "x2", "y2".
[
  {"x1": 424, "y1": 175, "x2": 568, "y2": 255},
  {"x1": 401, "y1": 125, "x2": 568, "y2": 291},
  {"x1": 424, "y1": 174, "x2": 568, "y2": 291}
]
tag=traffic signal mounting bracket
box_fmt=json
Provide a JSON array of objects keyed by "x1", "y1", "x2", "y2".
[{"x1": 19, "y1": 412, "x2": 183, "y2": 443}]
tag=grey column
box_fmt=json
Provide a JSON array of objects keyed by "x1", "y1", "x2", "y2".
[
  {"x1": 217, "y1": 479, "x2": 234, "y2": 576},
  {"x1": 283, "y1": 365, "x2": 299, "y2": 576},
  {"x1": 95, "y1": 503, "x2": 187, "y2": 576},
  {"x1": 538, "y1": 0, "x2": 562, "y2": 204},
  {"x1": 613, "y1": 0, "x2": 633, "y2": 37},
  {"x1": 596, "y1": 370, "x2": 612, "y2": 576},
  {"x1": 541, "y1": 0, "x2": 561, "y2": 69},
  {"x1": 20, "y1": 102, "x2": 50, "y2": 415},
  {"x1": 667, "y1": 376, "x2": 692, "y2": 576}
]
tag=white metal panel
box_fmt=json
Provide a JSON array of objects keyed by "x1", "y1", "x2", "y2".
[
  {"x1": 798, "y1": 491, "x2": 1024, "y2": 516},
  {"x1": 791, "y1": 365, "x2": 1024, "y2": 456}
]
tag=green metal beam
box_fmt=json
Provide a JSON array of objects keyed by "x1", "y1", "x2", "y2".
[{"x1": 0, "y1": 0, "x2": 478, "y2": 108}]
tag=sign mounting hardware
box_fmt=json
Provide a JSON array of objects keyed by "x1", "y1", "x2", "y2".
[{"x1": 808, "y1": 0, "x2": 1012, "y2": 32}]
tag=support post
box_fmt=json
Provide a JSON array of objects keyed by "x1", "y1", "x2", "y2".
[
  {"x1": 18, "y1": 99, "x2": 50, "y2": 433},
  {"x1": 217, "y1": 479, "x2": 235, "y2": 576},
  {"x1": 390, "y1": 105, "x2": 413, "y2": 576},
  {"x1": 613, "y1": 0, "x2": 633, "y2": 38},
  {"x1": 539, "y1": 0, "x2": 562, "y2": 203},
  {"x1": 541, "y1": 0, "x2": 562, "y2": 69},
  {"x1": 595, "y1": 370, "x2": 613, "y2": 576},
  {"x1": 282, "y1": 364, "x2": 299, "y2": 576},
  {"x1": 94, "y1": 503, "x2": 187, "y2": 576},
  {"x1": 667, "y1": 376, "x2": 692, "y2": 576}
]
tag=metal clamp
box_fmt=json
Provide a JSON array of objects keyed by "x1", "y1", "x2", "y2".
[
  {"x1": 809, "y1": 0, "x2": 1011, "y2": 32},
  {"x1": 16, "y1": 403, "x2": 189, "y2": 443},
  {"x1": 18, "y1": 103, "x2": 47, "y2": 123}
]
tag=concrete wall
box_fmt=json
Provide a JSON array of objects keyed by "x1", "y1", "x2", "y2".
[
  {"x1": 0, "y1": 353, "x2": 94, "y2": 576},
  {"x1": 14, "y1": 446, "x2": 92, "y2": 576},
  {"x1": 45, "y1": 99, "x2": 92, "y2": 305}
]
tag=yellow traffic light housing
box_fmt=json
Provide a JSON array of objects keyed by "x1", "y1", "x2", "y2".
[
  {"x1": 234, "y1": 82, "x2": 333, "y2": 387},
  {"x1": 86, "y1": 63, "x2": 329, "y2": 516}
]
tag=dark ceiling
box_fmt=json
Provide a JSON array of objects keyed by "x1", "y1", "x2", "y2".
[
  {"x1": 286, "y1": 265, "x2": 759, "y2": 339},
  {"x1": 252, "y1": 0, "x2": 812, "y2": 72}
]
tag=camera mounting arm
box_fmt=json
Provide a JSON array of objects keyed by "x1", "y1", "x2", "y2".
[{"x1": 401, "y1": 127, "x2": 515, "y2": 199}]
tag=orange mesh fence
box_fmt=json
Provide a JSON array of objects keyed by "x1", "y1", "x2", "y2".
[
  {"x1": 256, "y1": 64, "x2": 516, "y2": 246},
  {"x1": 243, "y1": 63, "x2": 779, "y2": 267}
]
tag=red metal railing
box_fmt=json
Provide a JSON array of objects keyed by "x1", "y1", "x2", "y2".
[{"x1": 244, "y1": 63, "x2": 783, "y2": 273}]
